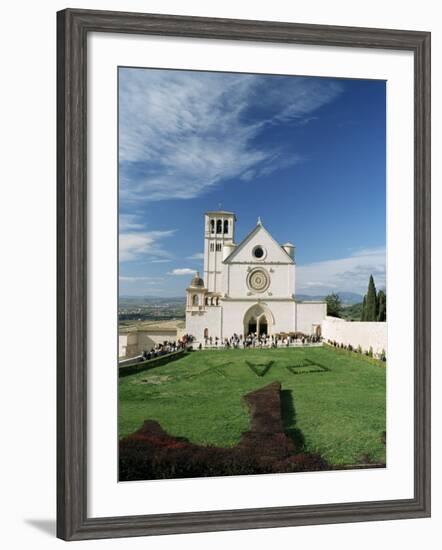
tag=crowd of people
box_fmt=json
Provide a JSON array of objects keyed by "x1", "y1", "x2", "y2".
[
  {"x1": 200, "y1": 332, "x2": 321, "y2": 350},
  {"x1": 136, "y1": 333, "x2": 385, "y2": 362},
  {"x1": 140, "y1": 334, "x2": 195, "y2": 362},
  {"x1": 139, "y1": 332, "x2": 321, "y2": 361}
]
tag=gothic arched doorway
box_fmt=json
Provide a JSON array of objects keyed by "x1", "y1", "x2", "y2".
[{"x1": 243, "y1": 304, "x2": 274, "y2": 337}]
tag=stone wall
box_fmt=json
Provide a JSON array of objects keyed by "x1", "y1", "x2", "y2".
[
  {"x1": 119, "y1": 332, "x2": 139, "y2": 358},
  {"x1": 136, "y1": 330, "x2": 179, "y2": 352},
  {"x1": 295, "y1": 301, "x2": 327, "y2": 334},
  {"x1": 322, "y1": 316, "x2": 387, "y2": 356},
  {"x1": 119, "y1": 325, "x2": 185, "y2": 359}
]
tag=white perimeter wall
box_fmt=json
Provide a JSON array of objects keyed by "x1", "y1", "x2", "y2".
[
  {"x1": 295, "y1": 302, "x2": 327, "y2": 334},
  {"x1": 322, "y1": 316, "x2": 387, "y2": 355},
  {"x1": 119, "y1": 330, "x2": 180, "y2": 357},
  {"x1": 137, "y1": 330, "x2": 179, "y2": 351},
  {"x1": 118, "y1": 333, "x2": 138, "y2": 358}
]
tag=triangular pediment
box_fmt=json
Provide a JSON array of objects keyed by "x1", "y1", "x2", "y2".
[{"x1": 224, "y1": 223, "x2": 294, "y2": 264}]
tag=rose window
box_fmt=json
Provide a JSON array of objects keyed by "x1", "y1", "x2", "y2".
[{"x1": 247, "y1": 269, "x2": 270, "y2": 293}]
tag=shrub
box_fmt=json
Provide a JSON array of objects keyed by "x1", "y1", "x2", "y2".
[
  {"x1": 119, "y1": 436, "x2": 329, "y2": 480},
  {"x1": 119, "y1": 383, "x2": 329, "y2": 481}
]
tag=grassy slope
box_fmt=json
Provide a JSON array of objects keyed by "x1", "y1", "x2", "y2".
[{"x1": 119, "y1": 347, "x2": 386, "y2": 466}]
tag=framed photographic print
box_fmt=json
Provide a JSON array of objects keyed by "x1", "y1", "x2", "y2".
[{"x1": 57, "y1": 8, "x2": 431, "y2": 541}]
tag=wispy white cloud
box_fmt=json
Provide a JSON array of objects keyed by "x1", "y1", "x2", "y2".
[
  {"x1": 119, "y1": 229, "x2": 175, "y2": 262},
  {"x1": 119, "y1": 213, "x2": 145, "y2": 231},
  {"x1": 119, "y1": 69, "x2": 342, "y2": 202},
  {"x1": 168, "y1": 268, "x2": 196, "y2": 276},
  {"x1": 187, "y1": 252, "x2": 204, "y2": 260},
  {"x1": 297, "y1": 247, "x2": 386, "y2": 295}
]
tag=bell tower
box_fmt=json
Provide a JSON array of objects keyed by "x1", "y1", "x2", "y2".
[{"x1": 204, "y1": 210, "x2": 236, "y2": 293}]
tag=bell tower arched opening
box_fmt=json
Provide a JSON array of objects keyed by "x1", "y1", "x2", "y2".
[{"x1": 203, "y1": 211, "x2": 236, "y2": 294}]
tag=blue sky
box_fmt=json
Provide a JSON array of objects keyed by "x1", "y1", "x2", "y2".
[{"x1": 119, "y1": 67, "x2": 386, "y2": 297}]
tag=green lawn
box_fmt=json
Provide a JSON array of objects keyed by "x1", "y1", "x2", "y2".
[{"x1": 119, "y1": 346, "x2": 386, "y2": 466}]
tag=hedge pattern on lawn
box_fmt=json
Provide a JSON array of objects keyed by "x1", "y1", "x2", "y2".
[
  {"x1": 119, "y1": 381, "x2": 328, "y2": 480},
  {"x1": 286, "y1": 359, "x2": 329, "y2": 375},
  {"x1": 245, "y1": 360, "x2": 274, "y2": 377}
]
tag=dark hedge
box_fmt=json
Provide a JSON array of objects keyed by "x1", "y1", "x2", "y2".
[{"x1": 119, "y1": 382, "x2": 328, "y2": 481}]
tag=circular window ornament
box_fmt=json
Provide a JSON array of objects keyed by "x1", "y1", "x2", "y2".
[
  {"x1": 252, "y1": 245, "x2": 266, "y2": 260},
  {"x1": 247, "y1": 268, "x2": 270, "y2": 293}
]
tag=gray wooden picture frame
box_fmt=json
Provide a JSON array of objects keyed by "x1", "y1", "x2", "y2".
[{"x1": 57, "y1": 8, "x2": 431, "y2": 541}]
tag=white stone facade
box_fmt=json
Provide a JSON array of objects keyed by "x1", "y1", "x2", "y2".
[
  {"x1": 186, "y1": 211, "x2": 327, "y2": 341},
  {"x1": 322, "y1": 316, "x2": 387, "y2": 356}
]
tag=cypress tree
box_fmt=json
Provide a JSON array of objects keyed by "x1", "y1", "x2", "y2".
[
  {"x1": 377, "y1": 290, "x2": 387, "y2": 321},
  {"x1": 361, "y1": 296, "x2": 367, "y2": 321},
  {"x1": 365, "y1": 274, "x2": 378, "y2": 321}
]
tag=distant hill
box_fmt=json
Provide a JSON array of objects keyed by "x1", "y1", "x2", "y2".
[
  {"x1": 119, "y1": 296, "x2": 185, "y2": 306},
  {"x1": 341, "y1": 302, "x2": 363, "y2": 321},
  {"x1": 119, "y1": 296, "x2": 185, "y2": 322}
]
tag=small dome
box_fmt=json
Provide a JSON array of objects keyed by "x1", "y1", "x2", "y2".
[{"x1": 189, "y1": 272, "x2": 205, "y2": 288}]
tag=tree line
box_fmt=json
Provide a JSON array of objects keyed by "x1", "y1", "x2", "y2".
[{"x1": 325, "y1": 274, "x2": 386, "y2": 321}]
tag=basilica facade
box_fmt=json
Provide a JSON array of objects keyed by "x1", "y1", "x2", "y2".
[{"x1": 185, "y1": 210, "x2": 326, "y2": 342}]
